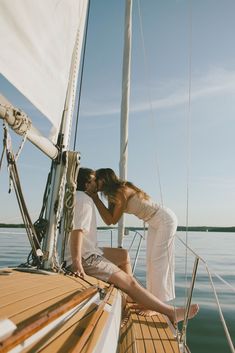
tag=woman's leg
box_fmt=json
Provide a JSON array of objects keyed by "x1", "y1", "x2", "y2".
[
  {"x1": 108, "y1": 269, "x2": 199, "y2": 324},
  {"x1": 147, "y1": 207, "x2": 177, "y2": 302},
  {"x1": 102, "y1": 247, "x2": 132, "y2": 275}
]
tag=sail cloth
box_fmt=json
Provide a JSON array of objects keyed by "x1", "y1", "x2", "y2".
[{"x1": 0, "y1": 0, "x2": 88, "y2": 140}]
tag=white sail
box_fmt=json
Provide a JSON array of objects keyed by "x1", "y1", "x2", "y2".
[{"x1": 0, "y1": 0, "x2": 88, "y2": 140}]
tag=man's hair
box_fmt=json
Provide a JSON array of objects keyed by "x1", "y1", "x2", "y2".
[{"x1": 77, "y1": 167, "x2": 95, "y2": 191}]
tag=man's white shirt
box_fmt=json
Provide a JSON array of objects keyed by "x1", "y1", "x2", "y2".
[{"x1": 64, "y1": 191, "x2": 102, "y2": 266}]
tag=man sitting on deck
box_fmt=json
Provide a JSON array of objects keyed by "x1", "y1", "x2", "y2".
[{"x1": 64, "y1": 168, "x2": 199, "y2": 325}]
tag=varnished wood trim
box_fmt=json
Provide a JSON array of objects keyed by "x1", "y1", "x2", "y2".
[
  {"x1": 0, "y1": 287, "x2": 98, "y2": 353},
  {"x1": 70, "y1": 285, "x2": 115, "y2": 352}
]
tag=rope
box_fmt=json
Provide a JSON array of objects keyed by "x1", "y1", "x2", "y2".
[
  {"x1": 3, "y1": 104, "x2": 31, "y2": 162},
  {"x1": 4, "y1": 122, "x2": 14, "y2": 193},
  {"x1": 14, "y1": 129, "x2": 29, "y2": 162},
  {"x1": 23, "y1": 167, "x2": 53, "y2": 266},
  {"x1": 33, "y1": 170, "x2": 52, "y2": 240},
  {"x1": 0, "y1": 123, "x2": 7, "y2": 172},
  {"x1": 9, "y1": 108, "x2": 32, "y2": 135},
  {"x1": 63, "y1": 267, "x2": 99, "y2": 289},
  {"x1": 61, "y1": 151, "x2": 80, "y2": 262},
  {"x1": 51, "y1": 159, "x2": 68, "y2": 270}
]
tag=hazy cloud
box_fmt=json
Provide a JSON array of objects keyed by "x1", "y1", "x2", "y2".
[
  {"x1": 82, "y1": 67, "x2": 235, "y2": 117},
  {"x1": 191, "y1": 175, "x2": 235, "y2": 189}
]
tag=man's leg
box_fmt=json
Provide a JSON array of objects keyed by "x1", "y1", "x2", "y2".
[
  {"x1": 102, "y1": 247, "x2": 132, "y2": 275},
  {"x1": 107, "y1": 269, "x2": 199, "y2": 324}
]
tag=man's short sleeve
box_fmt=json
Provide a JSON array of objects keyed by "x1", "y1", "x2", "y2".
[{"x1": 73, "y1": 192, "x2": 93, "y2": 234}]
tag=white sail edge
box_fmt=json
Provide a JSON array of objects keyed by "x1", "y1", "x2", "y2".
[
  {"x1": 0, "y1": 0, "x2": 87, "y2": 141},
  {"x1": 118, "y1": 0, "x2": 133, "y2": 247},
  {"x1": 42, "y1": 1, "x2": 89, "y2": 268}
]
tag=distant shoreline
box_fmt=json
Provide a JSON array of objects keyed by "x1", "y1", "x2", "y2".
[{"x1": 1, "y1": 223, "x2": 235, "y2": 232}]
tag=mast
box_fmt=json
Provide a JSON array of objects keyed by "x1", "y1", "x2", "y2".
[
  {"x1": 118, "y1": 0, "x2": 133, "y2": 247},
  {"x1": 42, "y1": 2, "x2": 89, "y2": 269}
]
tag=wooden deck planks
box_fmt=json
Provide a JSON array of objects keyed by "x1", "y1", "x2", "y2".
[
  {"x1": 0, "y1": 269, "x2": 181, "y2": 353},
  {"x1": 118, "y1": 304, "x2": 180, "y2": 353},
  {"x1": 0, "y1": 269, "x2": 103, "y2": 324},
  {"x1": 0, "y1": 269, "x2": 116, "y2": 353}
]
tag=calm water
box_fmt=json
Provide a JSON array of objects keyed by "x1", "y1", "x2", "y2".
[{"x1": 0, "y1": 228, "x2": 234, "y2": 353}]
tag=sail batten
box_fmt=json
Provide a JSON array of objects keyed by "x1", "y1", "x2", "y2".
[{"x1": 0, "y1": 0, "x2": 88, "y2": 140}]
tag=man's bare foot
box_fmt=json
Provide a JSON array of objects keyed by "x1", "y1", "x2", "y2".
[{"x1": 170, "y1": 304, "x2": 199, "y2": 324}]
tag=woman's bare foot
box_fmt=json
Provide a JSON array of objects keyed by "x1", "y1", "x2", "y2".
[
  {"x1": 170, "y1": 304, "x2": 199, "y2": 324},
  {"x1": 129, "y1": 303, "x2": 157, "y2": 317},
  {"x1": 128, "y1": 303, "x2": 199, "y2": 321},
  {"x1": 137, "y1": 309, "x2": 157, "y2": 317}
]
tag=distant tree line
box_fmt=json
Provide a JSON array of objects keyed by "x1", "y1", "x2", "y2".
[{"x1": 1, "y1": 223, "x2": 235, "y2": 232}]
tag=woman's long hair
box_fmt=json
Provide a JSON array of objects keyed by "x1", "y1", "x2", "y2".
[{"x1": 95, "y1": 168, "x2": 149, "y2": 204}]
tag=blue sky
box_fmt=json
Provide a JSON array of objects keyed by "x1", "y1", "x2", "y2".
[{"x1": 1, "y1": 0, "x2": 235, "y2": 227}]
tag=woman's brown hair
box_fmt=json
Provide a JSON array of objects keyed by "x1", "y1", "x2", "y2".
[{"x1": 95, "y1": 168, "x2": 149, "y2": 204}]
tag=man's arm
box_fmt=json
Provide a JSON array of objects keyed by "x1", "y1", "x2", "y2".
[{"x1": 70, "y1": 229, "x2": 85, "y2": 277}]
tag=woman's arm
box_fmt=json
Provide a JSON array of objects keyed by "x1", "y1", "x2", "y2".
[{"x1": 90, "y1": 191, "x2": 126, "y2": 225}]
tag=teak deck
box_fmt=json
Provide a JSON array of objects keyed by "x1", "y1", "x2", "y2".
[
  {"x1": 119, "y1": 304, "x2": 180, "y2": 353},
  {"x1": 0, "y1": 269, "x2": 181, "y2": 353}
]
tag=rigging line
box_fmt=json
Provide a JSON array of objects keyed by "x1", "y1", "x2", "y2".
[
  {"x1": 63, "y1": 268, "x2": 100, "y2": 289},
  {"x1": 8, "y1": 162, "x2": 42, "y2": 260},
  {"x1": 14, "y1": 127, "x2": 29, "y2": 162},
  {"x1": 0, "y1": 123, "x2": 6, "y2": 172},
  {"x1": 137, "y1": 2, "x2": 178, "y2": 336},
  {"x1": 73, "y1": 0, "x2": 91, "y2": 151},
  {"x1": 37, "y1": 166, "x2": 53, "y2": 219},
  {"x1": 136, "y1": 0, "x2": 164, "y2": 207},
  {"x1": 176, "y1": 235, "x2": 235, "y2": 294},
  {"x1": 4, "y1": 127, "x2": 42, "y2": 262},
  {"x1": 4, "y1": 122, "x2": 14, "y2": 193},
  {"x1": 205, "y1": 265, "x2": 235, "y2": 353},
  {"x1": 184, "y1": 0, "x2": 193, "y2": 323}
]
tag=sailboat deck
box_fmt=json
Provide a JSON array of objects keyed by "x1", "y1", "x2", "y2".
[
  {"x1": 0, "y1": 269, "x2": 181, "y2": 353},
  {"x1": 119, "y1": 304, "x2": 181, "y2": 353},
  {"x1": 0, "y1": 269, "x2": 112, "y2": 353}
]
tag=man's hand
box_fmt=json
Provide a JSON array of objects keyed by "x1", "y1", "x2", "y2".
[{"x1": 71, "y1": 259, "x2": 85, "y2": 278}]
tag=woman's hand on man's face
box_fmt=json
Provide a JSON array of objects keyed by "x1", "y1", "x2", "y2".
[{"x1": 85, "y1": 190, "x2": 99, "y2": 201}]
